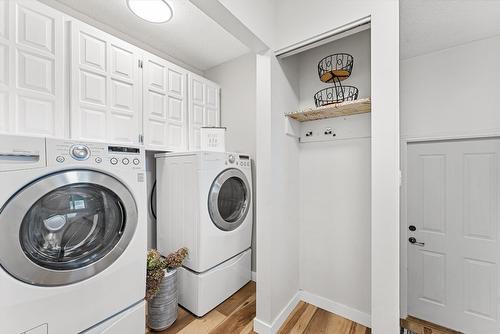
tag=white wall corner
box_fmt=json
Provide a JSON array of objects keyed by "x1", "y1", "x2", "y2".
[
  {"x1": 253, "y1": 291, "x2": 301, "y2": 334},
  {"x1": 251, "y1": 271, "x2": 257, "y2": 282},
  {"x1": 284, "y1": 117, "x2": 300, "y2": 138},
  {"x1": 300, "y1": 291, "x2": 371, "y2": 328}
]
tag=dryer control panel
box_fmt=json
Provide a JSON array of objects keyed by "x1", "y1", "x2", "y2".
[
  {"x1": 225, "y1": 153, "x2": 252, "y2": 168},
  {"x1": 46, "y1": 139, "x2": 144, "y2": 169}
]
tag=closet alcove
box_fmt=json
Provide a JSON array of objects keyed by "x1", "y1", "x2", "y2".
[{"x1": 277, "y1": 26, "x2": 372, "y2": 324}]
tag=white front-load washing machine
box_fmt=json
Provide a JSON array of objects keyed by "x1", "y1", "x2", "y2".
[
  {"x1": 0, "y1": 135, "x2": 147, "y2": 334},
  {"x1": 155, "y1": 151, "x2": 253, "y2": 316}
]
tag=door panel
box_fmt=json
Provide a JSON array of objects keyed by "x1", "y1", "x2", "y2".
[
  {"x1": 0, "y1": 0, "x2": 64, "y2": 137},
  {"x1": 188, "y1": 73, "x2": 220, "y2": 151},
  {"x1": 71, "y1": 20, "x2": 141, "y2": 144},
  {"x1": 143, "y1": 53, "x2": 187, "y2": 151},
  {"x1": 408, "y1": 139, "x2": 500, "y2": 333}
]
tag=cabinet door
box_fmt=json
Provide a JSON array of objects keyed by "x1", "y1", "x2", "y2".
[
  {"x1": 0, "y1": 0, "x2": 64, "y2": 137},
  {"x1": 70, "y1": 20, "x2": 142, "y2": 144},
  {"x1": 143, "y1": 53, "x2": 187, "y2": 151},
  {"x1": 188, "y1": 73, "x2": 220, "y2": 151}
]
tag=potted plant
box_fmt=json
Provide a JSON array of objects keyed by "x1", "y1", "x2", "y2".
[{"x1": 146, "y1": 247, "x2": 188, "y2": 331}]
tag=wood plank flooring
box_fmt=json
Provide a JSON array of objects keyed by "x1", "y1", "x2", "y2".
[
  {"x1": 146, "y1": 281, "x2": 371, "y2": 334},
  {"x1": 400, "y1": 316, "x2": 463, "y2": 334}
]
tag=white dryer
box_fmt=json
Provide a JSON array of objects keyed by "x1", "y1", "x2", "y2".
[
  {"x1": 156, "y1": 151, "x2": 253, "y2": 316},
  {"x1": 0, "y1": 135, "x2": 147, "y2": 334}
]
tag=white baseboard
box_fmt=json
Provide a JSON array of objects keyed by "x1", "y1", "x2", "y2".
[
  {"x1": 251, "y1": 271, "x2": 256, "y2": 282},
  {"x1": 253, "y1": 291, "x2": 301, "y2": 334},
  {"x1": 300, "y1": 290, "x2": 371, "y2": 328},
  {"x1": 253, "y1": 290, "x2": 371, "y2": 333}
]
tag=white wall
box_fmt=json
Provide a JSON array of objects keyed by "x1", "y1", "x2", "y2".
[
  {"x1": 297, "y1": 30, "x2": 371, "y2": 110},
  {"x1": 299, "y1": 137, "x2": 372, "y2": 317},
  {"x1": 217, "y1": 0, "x2": 274, "y2": 48},
  {"x1": 205, "y1": 53, "x2": 257, "y2": 271},
  {"x1": 253, "y1": 53, "x2": 301, "y2": 331},
  {"x1": 269, "y1": 55, "x2": 301, "y2": 320},
  {"x1": 401, "y1": 34, "x2": 500, "y2": 139}
]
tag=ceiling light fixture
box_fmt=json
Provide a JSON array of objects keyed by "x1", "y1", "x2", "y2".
[{"x1": 127, "y1": 0, "x2": 173, "y2": 23}]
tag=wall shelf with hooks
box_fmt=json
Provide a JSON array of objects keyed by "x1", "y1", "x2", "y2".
[{"x1": 285, "y1": 98, "x2": 371, "y2": 122}]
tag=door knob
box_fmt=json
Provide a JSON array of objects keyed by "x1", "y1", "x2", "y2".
[
  {"x1": 409, "y1": 225, "x2": 416, "y2": 231},
  {"x1": 409, "y1": 237, "x2": 425, "y2": 246}
]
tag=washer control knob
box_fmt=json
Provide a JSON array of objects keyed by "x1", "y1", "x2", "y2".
[
  {"x1": 95, "y1": 157, "x2": 102, "y2": 163},
  {"x1": 228, "y1": 154, "x2": 235, "y2": 164},
  {"x1": 70, "y1": 144, "x2": 90, "y2": 161},
  {"x1": 56, "y1": 156, "x2": 65, "y2": 163},
  {"x1": 122, "y1": 158, "x2": 130, "y2": 165},
  {"x1": 133, "y1": 158, "x2": 140, "y2": 165},
  {"x1": 110, "y1": 157, "x2": 118, "y2": 165}
]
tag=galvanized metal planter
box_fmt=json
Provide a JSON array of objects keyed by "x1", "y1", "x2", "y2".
[{"x1": 147, "y1": 269, "x2": 178, "y2": 331}]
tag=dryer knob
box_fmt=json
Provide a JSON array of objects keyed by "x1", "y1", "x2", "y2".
[
  {"x1": 228, "y1": 154, "x2": 235, "y2": 163},
  {"x1": 70, "y1": 144, "x2": 90, "y2": 161}
]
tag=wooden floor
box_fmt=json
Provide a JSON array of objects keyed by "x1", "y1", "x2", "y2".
[
  {"x1": 400, "y1": 316, "x2": 463, "y2": 334},
  {"x1": 146, "y1": 281, "x2": 371, "y2": 334}
]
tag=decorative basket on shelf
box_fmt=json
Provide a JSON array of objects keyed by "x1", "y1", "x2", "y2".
[
  {"x1": 314, "y1": 86, "x2": 359, "y2": 107},
  {"x1": 317, "y1": 53, "x2": 354, "y2": 83},
  {"x1": 314, "y1": 53, "x2": 359, "y2": 107}
]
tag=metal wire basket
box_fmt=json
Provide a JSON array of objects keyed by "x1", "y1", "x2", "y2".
[
  {"x1": 317, "y1": 53, "x2": 354, "y2": 83},
  {"x1": 314, "y1": 86, "x2": 359, "y2": 107}
]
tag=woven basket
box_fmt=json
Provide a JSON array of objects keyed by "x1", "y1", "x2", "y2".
[{"x1": 147, "y1": 269, "x2": 178, "y2": 331}]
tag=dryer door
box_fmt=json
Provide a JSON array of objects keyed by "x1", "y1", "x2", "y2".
[
  {"x1": 0, "y1": 170, "x2": 137, "y2": 286},
  {"x1": 208, "y1": 168, "x2": 251, "y2": 231}
]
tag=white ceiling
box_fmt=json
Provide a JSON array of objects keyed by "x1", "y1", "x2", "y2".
[
  {"x1": 400, "y1": 0, "x2": 500, "y2": 59},
  {"x1": 43, "y1": 0, "x2": 250, "y2": 71}
]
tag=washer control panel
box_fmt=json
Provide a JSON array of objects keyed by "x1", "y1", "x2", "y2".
[
  {"x1": 226, "y1": 153, "x2": 251, "y2": 168},
  {"x1": 47, "y1": 139, "x2": 144, "y2": 169}
]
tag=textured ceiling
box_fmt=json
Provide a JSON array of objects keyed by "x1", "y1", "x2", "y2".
[
  {"x1": 42, "y1": 0, "x2": 250, "y2": 71},
  {"x1": 400, "y1": 0, "x2": 500, "y2": 59}
]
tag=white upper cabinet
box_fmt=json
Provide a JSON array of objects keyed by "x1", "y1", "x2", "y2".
[
  {"x1": 188, "y1": 73, "x2": 220, "y2": 150},
  {"x1": 70, "y1": 20, "x2": 142, "y2": 144},
  {"x1": 143, "y1": 52, "x2": 187, "y2": 151},
  {"x1": 0, "y1": 1, "x2": 220, "y2": 149},
  {"x1": 0, "y1": 0, "x2": 64, "y2": 137}
]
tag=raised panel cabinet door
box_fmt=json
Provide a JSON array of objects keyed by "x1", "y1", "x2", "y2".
[
  {"x1": 188, "y1": 73, "x2": 220, "y2": 151},
  {"x1": 143, "y1": 52, "x2": 187, "y2": 151},
  {"x1": 0, "y1": 0, "x2": 64, "y2": 137},
  {"x1": 70, "y1": 20, "x2": 141, "y2": 144},
  {"x1": 407, "y1": 139, "x2": 500, "y2": 334}
]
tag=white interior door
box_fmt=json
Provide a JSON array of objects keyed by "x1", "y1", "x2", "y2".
[
  {"x1": 70, "y1": 20, "x2": 141, "y2": 144},
  {"x1": 408, "y1": 138, "x2": 500, "y2": 333},
  {"x1": 0, "y1": 0, "x2": 64, "y2": 137}
]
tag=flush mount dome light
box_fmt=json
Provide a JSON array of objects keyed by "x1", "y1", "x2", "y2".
[{"x1": 127, "y1": 0, "x2": 173, "y2": 23}]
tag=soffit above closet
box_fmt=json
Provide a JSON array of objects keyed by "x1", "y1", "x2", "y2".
[
  {"x1": 400, "y1": 0, "x2": 500, "y2": 59},
  {"x1": 40, "y1": 0, "x2": 250, "y2": 71}
]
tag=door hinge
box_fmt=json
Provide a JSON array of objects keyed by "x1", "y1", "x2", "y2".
[
  {"x1": 139, "y1": 134, "x2": 144, "y2": 144},
  {"x1": 138, "y1": 60, "x2": 143, "y2": 69}
]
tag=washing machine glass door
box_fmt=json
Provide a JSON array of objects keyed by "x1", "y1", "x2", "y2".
[
  {"x1": 0, "y1": 170, "x2": 137, "y2": 286},
  {"x1": 208, "y1": 168, "x2": 251, "y2": 231}
]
